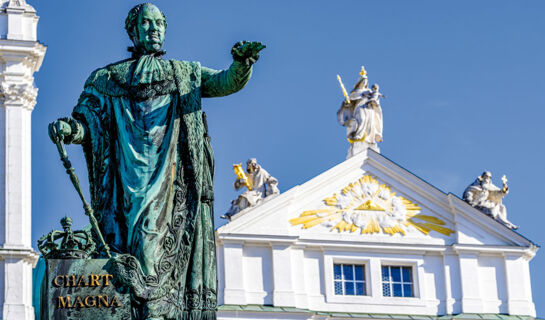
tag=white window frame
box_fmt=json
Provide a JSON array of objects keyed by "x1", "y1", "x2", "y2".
[
  {"x1": 324, "y1": 255, "x2": 371, "y2": 304},
  {"x1": 324, "y1": 253, "x2": 425, "y2": 306},
  {"x1": 380, "y1": 260, "x2": 420, "y2": 300},
  {"x1": 381, "y1": 265, "x2": 415, "y2": 298},
  {"x1": 333, "y1": 263, "x2": 368, "y2": 296}
]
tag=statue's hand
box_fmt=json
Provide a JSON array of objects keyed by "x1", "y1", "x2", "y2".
[
  {"x1": 231, "y1": 41, "x2": 266, "y2": 66},
  {"x1": 48, "y1": 118, "x2": 72, "y2": 144}
]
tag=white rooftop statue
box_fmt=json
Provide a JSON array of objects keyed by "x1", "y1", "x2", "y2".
[
  {"x1": 463, "y1": 171, "x2": 517, "y2": 229},
  {"x1": 337, "y1": 66, "x2": 384, "y2": 158},
  {"x1": 222, "y1": 158, "x2": 279, "y2": 220}
]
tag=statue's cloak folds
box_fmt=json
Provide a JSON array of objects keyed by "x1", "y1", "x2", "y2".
[{"x1": 72, "y1": 55, "x2": 251, "y2": 319}]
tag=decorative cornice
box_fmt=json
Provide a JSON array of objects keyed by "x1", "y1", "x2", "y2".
[
  {"x1": 0, "y1": 40, "x2": 46, "y2": 71},
  {"x1": 0, "y1": 246, "x2": 40, "y2": 265}
]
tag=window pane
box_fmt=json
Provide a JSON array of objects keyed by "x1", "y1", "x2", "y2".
[
  {"x1": 382, "y1": 266, "x2": 390, "y2": 281},
  {"x1": 343, "y1": 265, "x2": 354, "y2": 280},
  {"x1": 344, "y1": 282, "x2": 354, "y2": 295},
  {"x1": 391, "y1": 266, "x2": 401, "y2": 282},
  {"x1": 393, "y1": 283, "x2": 402, "y2": 297},
  {"x1": 334, "y1": 281, "x2": 343, "y2": 295},
  {"x1": 382, "y1": 282, "x2": 391, "y2": 297},
  {"x1": 334, "y1": 264, "x2": 342, "y2": 280},
  {"x1": 402, "y1": 267, "x2": 412, "y2": 282},
  {"x1": 403, "y1": 284, "x2": 413, "y2": 297},
  {"x1": 355, "y1": 265, "x2": 364, "y2": 281},
  {"x1": 356, "y1": 282, "x2": 365, "y2": 295}
]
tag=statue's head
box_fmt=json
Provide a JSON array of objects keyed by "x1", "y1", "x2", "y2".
[
  {"x1": 125, "y1": 3, "x2": 167, "y2": 54},
  {"x1": 372, "y1": 84, "x2": 379, "y2": 91},
  {"x1": 478, "y1": 171, "x2": 492, "y2": 183},
  {"x1": 352, "y1": 77, "x2": 369, "y2": 91},
  {"x1": 246, "y1": 158, "x2": 259, "y2": 173}
]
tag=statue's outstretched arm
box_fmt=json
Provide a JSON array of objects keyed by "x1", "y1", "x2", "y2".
[{"x1": 201, "y1": 41, "x2": 265, "y2": 98}]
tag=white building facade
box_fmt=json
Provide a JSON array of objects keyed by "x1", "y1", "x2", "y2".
[
  {"x1": 0, "y1": 0, "x2": 45, "y2": 319},
  {"x1": 216, "y1": 150, "x2": 538, "y2": 320}
]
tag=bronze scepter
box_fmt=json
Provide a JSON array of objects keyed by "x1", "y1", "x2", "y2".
[{"x1": 54, "y1": 138, "x2": 112, "y2": 258}]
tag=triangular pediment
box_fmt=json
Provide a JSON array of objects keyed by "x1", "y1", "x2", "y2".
[{"x1": 217, "y1": 149, "x2": 534, "y2": 249}]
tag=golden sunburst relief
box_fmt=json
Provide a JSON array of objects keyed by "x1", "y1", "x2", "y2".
[{"x1": 289, "y1": 175, "x2": 454, "y2": 236}]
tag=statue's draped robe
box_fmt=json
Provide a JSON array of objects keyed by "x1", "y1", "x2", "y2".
[
  {"x1": 72, "y1": 55, "x2": 251, "y2": 319},
  {"x1": 347, "y1": 87, "x2": 383, "y2": 144},
  {"x1": 337, "y1": 86, "x2": 383, "y2": 157}
]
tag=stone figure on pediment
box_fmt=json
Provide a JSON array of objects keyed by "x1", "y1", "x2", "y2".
[
  {"x1": 222, "y1": 158, "x2": 279, "y2": 220},
  {"x1": 463, "y1": 171, "x2": 517, "y2": 229},
  {"x1": 337, "y1": 67, "x2": 384, "y2": 158}
]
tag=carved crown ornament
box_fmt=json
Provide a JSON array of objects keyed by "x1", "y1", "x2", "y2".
[
  {"x1": 37, "y1": 217, "x2": 97, "y2": 259},
  {"x1": 290, "y1": 175, "x2": 454, "y2": 236}
]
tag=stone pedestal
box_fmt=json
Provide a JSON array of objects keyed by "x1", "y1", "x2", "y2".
[{"x1": 41, "y1": 259, "x2": 131, "y2": 320}]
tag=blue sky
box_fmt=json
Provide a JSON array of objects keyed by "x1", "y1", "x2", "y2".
[{"x1": 30, "y1": 0, "x2": 545, "y2": 314}]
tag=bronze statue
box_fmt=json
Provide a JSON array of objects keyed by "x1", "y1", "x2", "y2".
[{"x1": 48, "y1": 3, "x2": 265, "y2": 319}]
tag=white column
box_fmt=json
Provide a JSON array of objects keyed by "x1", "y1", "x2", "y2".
[
  {"x1": 222, "y1": 242, "x2": 247, "y2": 305},
  {"x1": 271, "y1": 243, "x2": 295, "y2": 306},
  {"x1": 290, "y1": 245, "x2": 308, "y2": 309},
  {"x1": 0, "y1": 1, "x2": 45, "y2": 319},
  {"x1": 504, "y1": 254, "x2": 536, "y2": 316},
  {"x1": 368, "y1": 258, "x2": 382, "y2": 298},
  {"x1": 442, "y1": 253, "x2": 461, "y2": 315},
  {"x1": 457, "y1": 252, "x2": 483, "y2": 313}
]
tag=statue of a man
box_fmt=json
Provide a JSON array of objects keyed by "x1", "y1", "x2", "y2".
[
  {"x1": 337, "y1": 73, "x2": 383, "y2": 158},
  {"x1": 463, "y1": 171, "x2": 517, "y2": 229},
  {"x1": 47, "y1": 3, "x2": 265, "y2": 319},
  {"x1": 222, "y1": 158, "x2": 279, "y2": 220}
]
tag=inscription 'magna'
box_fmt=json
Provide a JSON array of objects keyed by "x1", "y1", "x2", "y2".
[
  {"x1": 53, "y1": 273, "x2": 122, "y2": 309},
  {"x1": 57, "y1": 295, "x2": 122, "y2": 309}
]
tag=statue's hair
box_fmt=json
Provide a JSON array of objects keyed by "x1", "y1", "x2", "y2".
[{"x1": 125, "y1": 3, "x2": 167, "y2": 39}]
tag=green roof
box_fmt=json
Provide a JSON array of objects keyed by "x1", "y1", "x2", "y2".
[{"x1": 218, "y1": 305, "x2": 541, "y2": 320}]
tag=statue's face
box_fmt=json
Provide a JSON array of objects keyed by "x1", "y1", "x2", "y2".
[
  {"x1": 247, "y1": 161, "x2": 258, "y2": 173},
  {"x1": 134, "y1": 5, "x2": 166, "y2": 53}
]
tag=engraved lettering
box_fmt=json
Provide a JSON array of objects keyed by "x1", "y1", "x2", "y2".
[
  {"x1": 66, "y1": 274, "x2": 77, "y2": 287},
  {"x1": 52, "y1": 275, "x2": 64, "y2": 287},
  {"x1": 102, "y1": 274, "x2": 114, "y2": 287},
  {"x1": 76, "y1": 275, "x2": 88, "y2": 287},
  {"x1": 57, "y1": 296, "x2": 72, "y2": 309},
  {"x1": 110, "y1": 295, "x2": 122, "y2": 308},
  {"x1": 97, "y1": 295, "x2": 109, "y2": 308},
  {"x1": 84, "y1": 296, "x2": 96, "y2": 307},
  {"x1": 74, "y1": 296, "x2": 85, "y2": 308},
  {"x1": 89, "y1": 274, "x2": 100, "y2": 287}
]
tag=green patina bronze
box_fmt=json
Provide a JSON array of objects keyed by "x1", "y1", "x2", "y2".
[
  {"x1": 47, "y1": 3, "x2": 264, "y2": 319},
  {"x1": 38, "y1": 217, "x2": 97, "y2": 260},
  {"x1": 43, "y1": 259, "x2": 131, "y2": 320}
]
